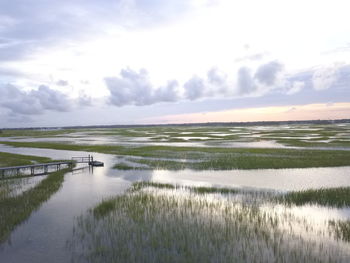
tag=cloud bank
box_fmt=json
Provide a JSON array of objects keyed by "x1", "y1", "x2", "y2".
[
  {"x1": 0, "y1": 84, "x2": 72, "y2": 115},
  {"x1": 106, "y1": 61, "x2": 303, "y2": 107}
]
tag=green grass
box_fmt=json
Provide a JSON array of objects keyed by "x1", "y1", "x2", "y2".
[
  {"x1": 0, "y1": 167, "x2": 70, "y2": 243},
  {"x1": 131, "y1": 181, "x2": 176, "y2": 191},
  {"x1": 132, "y1": 181, "x2": 238, "y2": 195},
  {"x1": 116, "y1": 148, "x2": 350, "y2": 169},
  {"x1": 276, "y1": 139, "x2": 350, "y2": 148},
  {"x1": 113, "y1": 163, "x2": 140, "y2": 170},
  {"x1": 329, "y1": 220, "x2": 350, "y2": 242},
  {"x1": 93, "y1": 198, "x2": 117, "y2": 219},
  {"x1": 0, "y1": 128, "x2": 76, "y2": 138},
  {"x1": 69, "y1": 183, "x2": 350, "y2": 263},
  {"x1": 3, "y1": 141, "x2": 350, "y2": 170},
  {"x1": 281, "y1": 187, "x2": 350, "y2": 207},
  {"x1": 0, "y1": 152, "x2": 52, "y2": 168}
]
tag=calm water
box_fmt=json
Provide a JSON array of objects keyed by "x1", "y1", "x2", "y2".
[{"x1": 1, "y1": 144, "x2": 350, "y2": 262}]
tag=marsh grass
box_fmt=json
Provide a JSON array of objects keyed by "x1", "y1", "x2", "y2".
[
  {"x1": 0, "y1": 167, "x2": 71, "y2": 243},
  {"x1": 69, "y1": 183, "x2": 350, "y2": 263},
  {"x1": 3, "y1": 140, "x2": 350, "y2": 169},
  {"x1": 2, "y1": 123, "x2": 350, "y2": 150},
  {"x1": 113, "y1": 148, "x2": 350, "y2": 170},
  {"x1": 329, "y1": 220, "x2": 350, "y2": 242},
  {"x1": 113, "y1": 163, "x2": 137, "y2": 170},
  {"x1": 0, "y1": 152, "x2": 52, "y2": 168},
  {"x1": 0, "y1": 129, "x2": 75, "y2": 138},
  {"x1": 281, "y1": 187, "x2": 350, "y2": 208},
  {"x1": 132, "y1": 181, "x2": 238, "y2": 195},
  {"x1": 0, "y1": 176, "x2": 45, "y2": 201}
]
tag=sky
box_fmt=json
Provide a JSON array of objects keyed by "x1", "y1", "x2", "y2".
[{"x1": 0, "y1": 0, "x2": 350, "y2": 128}]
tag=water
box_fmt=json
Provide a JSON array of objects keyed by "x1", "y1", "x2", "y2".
[
  {"x1": 148, "y1": 167, "x2": 350, "y2": 191},
  {"x1": 0, "y1": 146, "x2": 129, "y2": 262},
  {"x1": 0, "y1": 144, "x2": 350, "y2": 262}
]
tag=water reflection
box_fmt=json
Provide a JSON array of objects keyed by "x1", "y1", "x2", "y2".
[{"x1": 148, "y1": 167, "x2": 350, "y2": 191}]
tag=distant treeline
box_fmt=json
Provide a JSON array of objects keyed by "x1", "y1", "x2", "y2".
[{"x1": 1, "y1": 119, "x2": 350, "y2": 131}]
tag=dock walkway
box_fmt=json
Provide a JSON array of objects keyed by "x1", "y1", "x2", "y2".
[{"x1": 0, "y1": 155, "x2": 103, "y2": 178}]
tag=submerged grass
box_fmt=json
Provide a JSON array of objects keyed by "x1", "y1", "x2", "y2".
[
  {"x1": 132, "y1": 181, "x2": 238, "y2": 195},
  {"x1": 0, "y1": 167, "x2": 70, "y2": 243},
  {"x1": 113, "y1": 163, "x2": 136, "y2": 170},
  {"x1": 69, "y1": 183, "x2": 350, "y2": 263},
  {"x1": 281, "y1": 187, "x2": 350, "y2": 208}
]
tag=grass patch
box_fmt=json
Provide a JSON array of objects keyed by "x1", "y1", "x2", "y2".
[
  {"x1": 92, "y1": 198, "x2": 117, "y2": 219},
  {"x1": 0, "y1": 128, "x2": 76, "y2": 138},
  {"x1": 131, "y1": 181, "x2": 176, "y2": 191},
  {"x1": 113, "y1": 163, "x2": 138, "y2": 170},
  {"x1": 124, "y1": 149, "x2": 350, "y2": 169},
  {"x1": 329, "y1": 220, "x2": 350, "y2": 242},
  {"x1": 69, "y1": 184, "x2": 349, "y2": 263},
  {"x1": 190, "y1": 186, "x2": 237, "y2": 194},
  {"x1": 133, "y1": 181, "x2": 238, "y2": 195},
  {"x1": 281, "y1": 187, "x2": 350, "y2": 207},
  {"x1": 0, "y1": 152, "x2": 52, "y2": 168},
  {"x1": 0, "y1": 167, "x2": 71, "y2": 243}
]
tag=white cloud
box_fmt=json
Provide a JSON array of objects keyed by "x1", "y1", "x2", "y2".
[
  {"x1": 286, "y1": 81, "x2": 305, "y2": 95},
  {"x1": 312, "y1": 65, "x2": 340, "y2": 91}
]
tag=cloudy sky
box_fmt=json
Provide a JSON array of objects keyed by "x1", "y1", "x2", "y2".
[{"x1": 1, "y1": 0, "x2": 350, "y2": 128}]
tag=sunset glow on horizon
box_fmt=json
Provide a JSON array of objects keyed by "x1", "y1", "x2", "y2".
[{"x1": 142, "y1": 103, "x2": 350, "y2": 124}]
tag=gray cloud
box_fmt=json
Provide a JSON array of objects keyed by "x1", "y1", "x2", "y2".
[
  {"x1": 0, "y1": 84, "x2": 72, "y2": 115},
  {"x1": 106, "y1": 68, "x2": 154, "y2": 106},
  {"x1": 184, "y1": 76, "x2": 205, "y2": 100},
  {"x1": 78, "y1": 91, "x2": 93, "y2": 107},
  {"x1": 207, "y1": 67, "x2": 227, "y2": 86},
  {"x1": 254, "y1": 61, "x2": 283, "y2": 86},
  {"x1": 105, "y1": 62, "x2": 350, "y2": 108},
  {"x1": 236, "y1": 61, "x2": 284, "y2": 95},
  {"x1": 106, "y1": 68, "x2": 180, "y2": 106},
  {"x1": 184, "y1": 68, "x2": 228, "y2": 100},
  {"x1": 56, "y1": 80, "x2": 69, "y2": 86},
  {"x1": 237, "y1": 67, "x2": 256, "y2": 94},
  {"x1": 154, "y1": 80, "x2": 179, "y2": 102},
  {"x1": 312, "y1": 65, "x2": 340, "y2": 91}
]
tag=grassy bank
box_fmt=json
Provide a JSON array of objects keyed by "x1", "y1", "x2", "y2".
[
  {"x1": 3, "y1": 141, "x2": 350, "y2": 169},
  {"x1": 281, "y1": 187, "x2": 350, "y2": 208},
  {"x1": 0, "y1": 168, "x2": 70, "y2": 243},
  {"x1": 69, "y1": 183, "x2": 349, "y2": 263},
  {"x1": 0, "y1": 152, "x2": 52, "y2": 168}
]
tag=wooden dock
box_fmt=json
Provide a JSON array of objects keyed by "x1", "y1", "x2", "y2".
[{"x1": 0, "y1": 155, "x2": 103, "y2": 178}]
